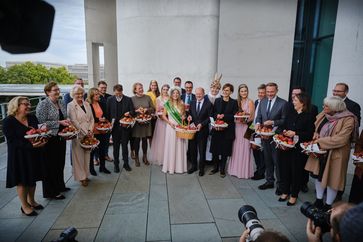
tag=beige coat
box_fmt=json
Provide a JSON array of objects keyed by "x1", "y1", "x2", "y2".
[
  {"x1": 305, "y1": 112, "x2": 355, "y2": 191},
  {"x1": 67, "y1": 100, "x2": 94, "y2": 181}
]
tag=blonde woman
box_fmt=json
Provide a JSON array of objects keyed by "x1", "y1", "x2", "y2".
[
  {"x1": 3, "y1": 97, "x2": 44, "y2": 216},
  {"x1": 150, "y1": 84, "x2": 170, "y2": 165},
  {"x1": 67, "y1": 85, "x2": 94, "y2": 186},
  {"x1": 161, "y1": 86, "x2": 188, "y2": 174}
]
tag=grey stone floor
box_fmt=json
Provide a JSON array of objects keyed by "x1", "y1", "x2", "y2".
[{"x1": 0, "y1": 142, "x2": 354, "y2": 242}]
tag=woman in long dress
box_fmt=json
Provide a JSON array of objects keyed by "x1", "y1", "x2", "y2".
[
  {"x1": 146, "y1": 80, "x2": 160, "y2": 146},
  {"x1": 161, "y1": 86, "x2": 188, "y2": 174},
  {"x1": 67, "y1": 85, "x2": 94, "y2": 187},
  {"x1": 150, "y1": 84, "x2": 170, "y2": 165},
  {"x1": 228, "y1": 84, "x2": 255, "y2": 179}
]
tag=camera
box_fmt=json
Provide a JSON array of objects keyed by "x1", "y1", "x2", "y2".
[
  {"x1": 51, "y1": 227, "x2": 78, "y2": 242},
  {"x1": 238, "y1": 205, "x2": 264, "y2": 241},
  {"x1": 300, "y1": 202, "x2": 331, "y2": 233}
]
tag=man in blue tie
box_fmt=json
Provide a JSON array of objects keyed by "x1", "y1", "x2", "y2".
[{"x1": 181, "y1": 81, "x2": 196, "y2": 109}]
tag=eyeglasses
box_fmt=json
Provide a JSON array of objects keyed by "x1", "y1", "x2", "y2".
[{"x1": 332, "y1": 89, "x2": 345, "y2": 93}]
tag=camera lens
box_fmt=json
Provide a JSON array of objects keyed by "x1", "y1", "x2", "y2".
[{"x1": 238, "y1": 205, "x2": 264, "y2": 241}]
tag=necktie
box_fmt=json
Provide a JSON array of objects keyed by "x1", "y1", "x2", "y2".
[
  {"x1": 187, "y1": 95, "x2": 191, "y2": 104},
  {"x1": 197, "y1": 101, "x2": 201, "y2": 114},
  {"x1": 266, "y1": 99, "x2": 272, "y2": 117}
]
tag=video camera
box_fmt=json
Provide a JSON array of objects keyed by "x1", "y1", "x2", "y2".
[{"x1": 300, "y1": 201, "x2": 331, "y2": 233}]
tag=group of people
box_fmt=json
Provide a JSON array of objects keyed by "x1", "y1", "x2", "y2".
[{"x1": 3, "y1": 75, "x2": 362, "y2": 218}]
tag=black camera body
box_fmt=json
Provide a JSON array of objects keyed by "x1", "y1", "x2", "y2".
[
  {"x1": 300, "y1": 201, "x2": 331, "y2": 233},
  {"x1": 238, "y1": 205, "x2": 264, "y2": 241},
  {"x1": 51, "y1": 227, "x2": 78, "y2": 242}
]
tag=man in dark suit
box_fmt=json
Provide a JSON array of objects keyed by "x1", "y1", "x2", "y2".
[
  {"x1": 333, "y1": 83, "x2": 361, "y2": 126},
  {"x1": 255, "y1": 82, "x2": 287, "y2": 194},
  {"x1": 173, "y1": 77, "x2": 186, "y2": 95},
  {"x1": 187, "y1": 87, "x2": 213, "y2": 176},
  {"x1": 181, "y1": 81, "x2": 196, "y2": 106},
  {"x1": 63, "y1": 78, "x2": 86, "y2": 107},
  {"x1": 251, "y1": 84, "x2": 266, "y2": 180},
  {"x1": 106, "y1": 84, "x2": 134, "y2": 173}
]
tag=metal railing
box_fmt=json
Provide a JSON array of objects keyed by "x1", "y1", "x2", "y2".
[{"x1": 0, "y1": 97, "x2": 45, "y2": 143}]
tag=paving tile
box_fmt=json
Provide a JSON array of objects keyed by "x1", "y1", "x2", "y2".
[
  {"x1": 0, "y1": 181, "x2": 16, "y2": 209},
  {"x1": 171, "y1": 223, "x2": 222, "y2": 242},
  {"x1": 222, "y1": 237, "x2": 240, "y2": 242},
  {"x1": 96, "y1": 213, "x2": 147, "y2": 242},
  {"x1": 147, "y1": 197, "x2": 170, "y2": 241},
  {"x1": 150, "y1": 165, "x2": 166, "y2": 185},
  {"x1": 42, "y1": 227, "x2": 98, "y2": 242},
  {"x1": 106, "y1": 192, "x2": 148, "y2": 215},
  {"x1": 114, "y1": 165, "x2": 150, "y2": 193},
  {"x1": 260, "y1": 218, "x2": 298, "y2": 242},
  {"x1": 208, "y1": 198, "x2": 246, "y2": 237},
  {"x1": 0, "y1": 218, "x2": 30, "y2": 242},
  {"x1": 167, "y1": 174, "x2": 214, "y2": 224},
  {"x1": 198, "y1": 174, "x2": 241, "y2": 199}
]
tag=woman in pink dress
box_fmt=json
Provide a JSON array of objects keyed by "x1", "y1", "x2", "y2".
[
  {"x1": 150, "y1": 84, "x2": 170, "y2": 165},
  {"x1": 228, "y1": 84, "x2": 255, "y2": 179},
  {"x1": 161, "y1": 86, "x2": 188, "y2": 174}
]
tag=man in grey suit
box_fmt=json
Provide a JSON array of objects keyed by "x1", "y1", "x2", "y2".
[{"x1": 255, "y1": 82, "x2": 287, "y2": 194}]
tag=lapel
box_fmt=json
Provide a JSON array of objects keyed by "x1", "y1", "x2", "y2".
[{"x1": 269, "y1": 97, "x2": 279, "y2": 118}]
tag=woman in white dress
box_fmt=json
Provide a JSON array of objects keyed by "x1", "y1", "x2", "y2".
[
  {"x1": 150, "y1": 84, "x2": 170, "y2": 165},
  {"x1": 161, "y1": 86, "x2": 188, "y2": 174}
]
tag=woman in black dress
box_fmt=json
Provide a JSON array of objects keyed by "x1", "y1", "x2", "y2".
[
  {"x1": 278, "y1": 93, "x2": 314, "y2": 206},
  {"x1": 3, "y1": 96, "x2": 45, "y2": 216},
  {"x1": 36, "y1": 81, "x2": 71, "y2": 199},
  {"x1": 209, "y1": 83, "x2": 238, "y2": 178}
]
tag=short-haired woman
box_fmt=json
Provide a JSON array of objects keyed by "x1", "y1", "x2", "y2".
[
  {"x1": 36, "y1": 81, "x2": 71, "y2": 199},
  {"x1": 3, "y1": 97, "x2": 44, "y2": 216},
  {"x1": 67, "y1": 85, "x2": 94, "y2": 186},
  {"x1": 209, "y1": 83, "x2": 238, "y2": 178},
  {"x1": 87, "y1": 87, "x2": 111, "y2": 175},
  {"x1": 305, "y1": 96, "x2": 358, "y2": 211},
  {"x1": 278, "y1": 93, "x2": 314, "y2": 206}
]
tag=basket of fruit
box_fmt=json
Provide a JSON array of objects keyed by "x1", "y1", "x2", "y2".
[
  {"x1": 24, "y1": 127, "x2": 51, "y2": 146},
  {"x1": 135, "y1": 113, "x2": 152, "y2": 124},
  {"x1": 120, "y1": 116, "x2": 135, "y2": 128},
  {"x1": 352, "y1": 151, "x2": 363, "y2": 163},
  {"x1": 211, "y1": 119, "x2": 228, "y2": 131},
  {"x1": 58, "y1": 125, "x2": 79, "y2": 139},
  {"x1": 96, "y1": 120, "x2": 112, "y2": 132},
  {"x1": 255, "y1": 126, "x2": 275, "y2": 136},
  {"x1": 234, "y1": 111, "x2": 250, "y2": 122},
  {"x1": 175, "y1": 124, "x2": 198, "y2": 140},
  {"x1": 80, "y1": 136, "x2": 100, "y2": 149},
  {"x1": 300, "y1": 142, "x2": 327, "y2": 157},
  {"x1": 273, "y1": 133, "x2": 298, "y2": 149}
]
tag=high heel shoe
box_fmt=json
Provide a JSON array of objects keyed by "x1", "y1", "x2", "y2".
[
  {"x1": 278, "y1": 194, "x2": 289, "y2": 202},
  {"x1": 287, "y1": 197, "x2": 297, "y2": 206},
  {"x1": 21, "y1": 207, "x2": 38, "y2": 216},
  {"x1": 143, "y1": 155, "x2": 150, "y2": 165},
  {"x1": 31, "y1": 204, "x2": 44, "y2": 210},
  {"x1": 135, "y1": 156, "x2": 140, "y2": 167}
]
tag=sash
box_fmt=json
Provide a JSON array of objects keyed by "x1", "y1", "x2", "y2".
[{"x1": 164, "y1": 100, "x2": 182, "y2": 125}]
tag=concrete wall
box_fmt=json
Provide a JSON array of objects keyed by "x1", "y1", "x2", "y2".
[
  {"x1": 217, "y1": 0, "x2": 297, "y2": 100},
  {"x1": 328, "y1": 0, "x2": 363, "y2": 127},
  {"x1": 116, "y1": 0, "x2": 219, "y2": 95},
  {"x1": 85, "y1": 0, "x2": 118, "y2": 90}
]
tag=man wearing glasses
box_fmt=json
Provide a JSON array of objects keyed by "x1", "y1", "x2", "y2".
[{"x1": 332, "y1": 83, "x2": 361, "y2": 126}]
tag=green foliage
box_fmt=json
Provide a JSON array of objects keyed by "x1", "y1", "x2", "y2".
[{"x1": 0, "y1": 62, "x2": 77, "y2": 84}]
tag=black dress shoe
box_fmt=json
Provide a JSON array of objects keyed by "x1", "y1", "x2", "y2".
[
  {"x1": 90, "y1": 169, "x2": 97, "y2": 176},
  {"x1": 100, "y1": 167, "x2": 111, "y2": 174},
  {"x1": 220, "y1": 171, "x2": 226, "y2": 178},
  {"x1": 300, "y1": 184, "x2": 309, "y2": 193},
  {"x1": 114, "y1": 165, "x2": 120, "y2": 173},
  {"x1": 123, "y1": 164, "x2": 132, "y2": 171},
  {"x1": 258, "y1": 182, "x2": 274, "y2": 190},
  {"x1": 21, "y1": 207, "x2": 38, "y2": 216},
  {"x1": 199, "y1": 171, "x2": 205, "y2": 176},
  {"x1": 31, "y1": 204, "x2": 44, "y2": 210},
  {"x1": 275, "y1": 189, "x2": 282, "y2": 196},
  {"x1": 278, "y1": 196, "x2": 288, "y2": 202},
  {"x1": 187, "y1": 168, "x2": 197, "y2": 174},
  {"x1": 251, "y1": 174, "x2": 265, "y2": 180},
  {"x1": 209, "y1": 168, "x2": 219, "y2": 175},
  {"x1": 313, "y1": 198, "x2": 324, "y2": 209}
]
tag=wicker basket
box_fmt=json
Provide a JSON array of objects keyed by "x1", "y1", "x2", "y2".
[{"x1": 175, "y1": 128, "x2": 196, "y2": 140}]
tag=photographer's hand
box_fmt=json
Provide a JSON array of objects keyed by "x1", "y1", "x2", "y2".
[
  {"x1": 239, "y1": 228, "x2": 250, "y2": 242},
  {"x1": 306, "y1": 219, "x2": 322, "y2": 242}
]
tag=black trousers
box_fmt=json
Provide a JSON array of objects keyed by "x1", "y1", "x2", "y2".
[
  {"x1": 279, "y1": 149, "x2": 306, "y2": 197},
  {"x1": 262, "y1": 139, "x2": 280, "y2": 187},
  {"x1": 253, "y1": 148, "x2": 265, "y2": 176},
  {"x1": 42, "y1": 136, "x2": 66, "y2": 198},
  {"x1": 90, "y1": 134, "x2": 107, "y2": 171},
  {"x1": 189, "y1": 133, "x2": 208, "y2": 171},
  {"x1": 212, "y1": 154, "x2": 228, "y2": 172},
  {"x1": 112, "y1": 127, "x2": 130, "y2": 165}
]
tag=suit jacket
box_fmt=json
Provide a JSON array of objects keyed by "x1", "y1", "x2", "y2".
[
  {"x1": 188, "y1": 99, "x2": 213, "y2": 137},
  {"x1": 106, "y1": 95, "x2": 134, "y2": 129},
  {"x1": 36, "y1": 97, "x2": 67, "y2": 136},
  {"x1": 211, "y1": 97, "x2": 238, "y2": 140},
  {"x1": 256, "y1": 96, "x2": 287, "y2": 131},
  {"x1": 67, "y1": 100, "x2": 94, "y2": 138},
  {"x1": 345, "y1": 97, "x2": 361, "y2": 126},
  {"x1": 181, "y1": 93, "x2": 196, "y2": 104},
  {"x1": 99, "y1": 93, "x2": 112, "y2": 106}
]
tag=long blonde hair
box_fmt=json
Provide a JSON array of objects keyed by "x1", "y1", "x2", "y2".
[
  {"x1": 87, "y1": 87, "x2": 99, "y2": 104},
  {"x1": 237, "y1": 84, "x2": 249, "y2": 110},
  {"x1": 169, "y1": 87, "x2": 184, "y2": 113},
  {"x1": 7, "y1": 96, "x2": 29, "y2": 116}
]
